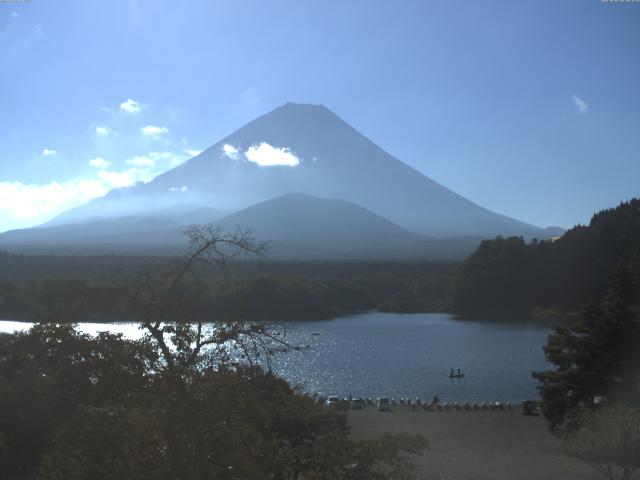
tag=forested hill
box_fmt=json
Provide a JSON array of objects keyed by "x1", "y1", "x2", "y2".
[{"x1": 453, "y1": 198, "x2": 640, "y2": 317}]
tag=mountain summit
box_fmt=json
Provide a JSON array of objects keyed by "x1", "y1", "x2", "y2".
[{"x1": 5, "y1": 102, "x2": 555, "y2": 255}]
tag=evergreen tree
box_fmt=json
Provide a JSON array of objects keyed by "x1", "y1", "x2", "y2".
[
  {"x1": 453, "y1": 198, "x2": 640, "y2": 317},
  {"x1": 533, "y1": 270, "x2": 640, "y2": 435}
]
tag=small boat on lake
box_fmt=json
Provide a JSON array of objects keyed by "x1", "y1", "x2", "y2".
[{"x1": 448, "y1": 368, "x2": 465, "y2": 379}]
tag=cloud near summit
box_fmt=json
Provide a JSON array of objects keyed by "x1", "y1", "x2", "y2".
[
  {"x1": 221, "y1": 142, "x2": 300, "y2": 166},
  {"x1": 222, "y1": 144, "x2": 240, "y2": 160},
  {"x1": 244, "y1": 142, "x2": 300, "y2": 167}
]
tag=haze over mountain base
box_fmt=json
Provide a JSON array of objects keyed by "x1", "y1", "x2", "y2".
[{"x1": 0, "y1": 103, "x2": 563, "y2": 258}]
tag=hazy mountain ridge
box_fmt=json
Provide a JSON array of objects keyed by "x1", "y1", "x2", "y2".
[
  {"x1": 1, "y1": 103, "x2": 562, "y2": 257},
  {"x1": 217, "y1": 193, "x2": 417, "y2": 244},
  {"x1": 214, "y1": 193, "x2": 480, "y2": 259},
  {"x1": 0, "y1": 194, "x2": 482, "y2": 259},
  {"x1": 46, "y1": 103, "x2": 553, "y2": 235}
]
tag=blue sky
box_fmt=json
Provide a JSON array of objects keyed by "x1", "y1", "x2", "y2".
[{"x1": 1, "y1": 0, "x2": 639, "y2": 232}]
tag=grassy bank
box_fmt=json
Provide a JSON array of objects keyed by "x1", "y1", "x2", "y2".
[{"x1": 348, "y1": 407, "x2": 600, "y2": 480}]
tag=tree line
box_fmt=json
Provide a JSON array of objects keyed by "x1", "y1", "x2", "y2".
[
  {"x1": 0, "y1": 226, "x2": 427, "y2": 480},
  {"x1": 533, "y1": 264, "x2": 640, "y2": 480},
  {"x1": 0, "y1": 253, "x2": 457, "y2": 322},
  {"x1": 452, "y1": 198, "x2": 640, "y2": 317}
]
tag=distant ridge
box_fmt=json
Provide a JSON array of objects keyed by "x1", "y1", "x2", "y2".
[
  {"x1": 0, "y1": 102, "x2": 563, "y2": 256},
  {"x1": 214, "y1": 193, "x2": 422, "y2": 258},
  {"x1": 0, "y1": 208, "x2": 221, "y2": 254},
  {"x1": 0, "y1": 194, "x2": 482, "y2": 259}
]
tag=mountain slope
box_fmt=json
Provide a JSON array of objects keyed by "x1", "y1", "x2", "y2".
[
  {"x1": 46, "y1": 102, "x2": 552, "y2": 238},
  {"x1": 213, "y1": 193, "x2": 481, "y2": 260},
  {"x1": 0, "y1": 194, "x2": 481, "y2": 259},
  {"x1": 218, "y1": 193, "x2": 414, "y2": 242},
  {"x1": 0, "y1": 207, "x2": 221, "y2": 254},
  {"x1": 215, "y1": 193, "x2": 417, "y2": 257}
]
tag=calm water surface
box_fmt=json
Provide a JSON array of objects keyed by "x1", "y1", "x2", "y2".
[{"x1": 0, "y1": 312, "x2": 551, "y2": 402}]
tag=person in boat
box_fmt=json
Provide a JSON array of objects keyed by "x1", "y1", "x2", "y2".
[
  {"x1": 457, "y1": 368, "x2": 461, "y2": 376},
  {"x1": 431, "y1": 394, "x2": 440, "y2": 405},
  {"x1": 450, "y1": 368, "x2": 454, "y2": 376}
]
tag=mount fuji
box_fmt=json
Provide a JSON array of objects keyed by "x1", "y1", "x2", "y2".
[{"x1": 0, "y1": 103, "x2": 561, "y2": 257}]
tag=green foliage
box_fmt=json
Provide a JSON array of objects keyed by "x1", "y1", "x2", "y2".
[
  {"x1": 453, "y1": 198, "x2": 640, "y2": 317},
  {"x1": 0, "y1": 228, "x2": 427, "y2": 479},
  {"x1": 0, "y1": 325, "x2": 426, "y2": 480},
  {"x1": 211, "y1": 275, "x2": 374, "y2": 321},
  {"x1": 533, "y1": 291, "x2": 640, "y2": 434},
  {"x1": 0, "y1": 324, "x2": 153, "y2": 479},
  {"x1": 0, "y1": 257, "x2": 457, "y2": 321},
  {"x1": 453, "y1": 236, "x2": 536, "y2": 316},
  {"x1": 0, "y1": 431, "x2": 7, "y2": 474},
  {"x1": 38, "y1": 405, "x2": 171, "y2": 480},
  {"x1": 379, "y1": 274, "x2": 452, "y2": 313},
  {"x1": 565, "y1": 405, "x2": 640, "y2": 480}
]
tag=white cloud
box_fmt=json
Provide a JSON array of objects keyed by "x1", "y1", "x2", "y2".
[
  {"x1": 141, "y1": 125, "x2": 169, "y2": 137},
  {"x1": 120, "y1": 98, "x2": 141, "y2": 113},
  {"x1": 42, "y1": 149, "x2": 56, "y2": 156},
  {"x1": 119, "y1": 151, "x2": 186, "y2": 171},
  {"x1": 572, "y1": 95, "x2": 588, "y2": 115},
  {"x1": 149, "y1": 151, "x2": 185, "y2": 167},
  {"x1": 95, "y1": 125, "x2": 112, "y2": 136},
  {"x1": 185, "y1": 149, "x2": 202, "y2": 157},
  {"x1": 169, "y1": 186, "x2": 188, "y2": 192},
  {"x1": 97, "y1": 170, "x2": 134, "y2": 188},
  {"x1": 88, "y1": 152, "x2": 185, "y2": 201},
  {"x1": 127, "y1": 155, "x2": 155, "y2": 167},
  {"x1": 222, "y1": 144, "x2": 239, "y2": 160},
  {"x1": 89, "y1": 157, "x2": 109, "y2": 169},
  {"x1": 97, "y1": 167, "x2": 155, "y2": 188},
  {"x1": 11, "y1": 12, "x2": 19, "y2": 18},
  {"x1": 0, "y1": 162, "x2": 165, "y2": 232},
  {"x1": 0, "y1": 179, "x2": 107, "y2": 228},
  {"x1": 245, "y1": 142, "x2": 300, "y2": 167}
]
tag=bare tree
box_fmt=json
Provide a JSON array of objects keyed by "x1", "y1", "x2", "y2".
[
  {"x1": 111, "y1": 225, "x2": 307, "y2": 478},
  {"x1": 565, "y1": 404, "x2": 640, "y2": 480},
  {"x1": 105, "y1": 224, "x2": 425, "y2": 480},
  {"x1": 113, "y1": 225, "x2": 303, "y2": 371},
  {"x1": 3, "y1": 223, "x2": 431, "y2": 480}
]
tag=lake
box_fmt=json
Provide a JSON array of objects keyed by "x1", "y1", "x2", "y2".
[{"x1": 0, "y1": 312, "x2": 552, "y2": 403}]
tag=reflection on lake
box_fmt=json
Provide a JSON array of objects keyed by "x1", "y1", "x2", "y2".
[
  {"x1": 0, "y1": 320, "x2": 142, "y2": 339},
  {"x1": 0, "y1": 312, "x2": 551, "y2": 402}
]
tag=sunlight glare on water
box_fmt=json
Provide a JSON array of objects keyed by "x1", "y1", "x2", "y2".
[{"x1": 0, "y1": 312, "x2": 551, "y2": 402}]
